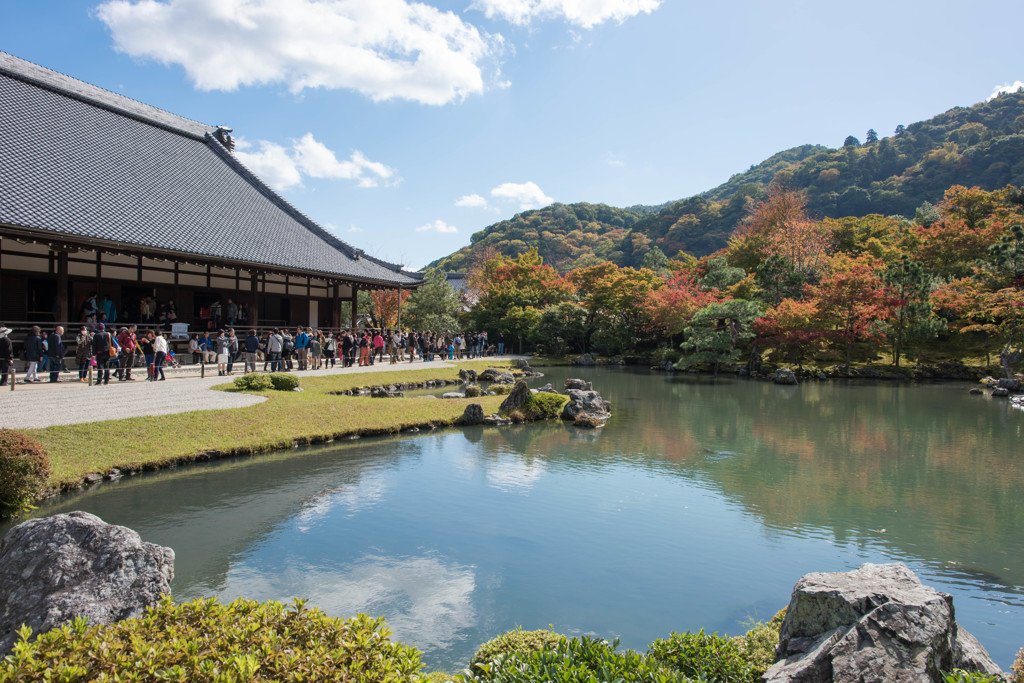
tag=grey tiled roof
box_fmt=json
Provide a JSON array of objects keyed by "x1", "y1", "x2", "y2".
[{"x1": 0, "y1": 52, "x2": 419, "y2": 287}]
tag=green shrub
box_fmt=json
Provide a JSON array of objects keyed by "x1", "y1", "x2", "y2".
[
  {"x1": 489, "y1": 384, "x2": 512, "y2": 395},
  {"x1": 233, "y1": 373, "x2": 275, "y2": 391},
  {"x1": 0, "y1": 429, "x2": 51, "y2": 519},
  {"x1": 522, "y1": 392, "x2": 568, "y2": 420},
  {"x1": 648, "y1": 629, "x2": 755, "y2": 682},
  {"x1": 941, "y1": 670, "x2": 1005, "y2": 683},
  {"x1": 470, "y1": 628, "x2": 565, "y2": 673},
  {"x1": 464, "y1": 384, "x2": 483, "y2": 398},
  {"x1": 461, "y1": 636, "x2": 686, "y2": 683},
  {"x1": 1014, "y1": 646, "x2": 1024, "y2": 683},
  {"x1": 732, "y1": 608, "x2": 785, "y2": 679},
  {"x1": 0, "y1": 596, "x2": 422, "y2": 682},
  {"x1": 268, "y1": 372, "x2": 300, "y2": 391}
]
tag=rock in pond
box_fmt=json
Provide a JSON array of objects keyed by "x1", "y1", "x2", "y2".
[
  {"x1": 574, "y1": 353, "x2": 596, "y2": 366},
  {"x1": 764, "y1": 562, "x2": 1003, "y2": 683},
  {"x1": 561, "y1": 388, "x2": 611, "y2": 427},
  {"x1": 774, "y1": 368, "x2": 799, "y2": 385},
  {"x1": 442, "y1": 392, "x2": 466, "y2": 399},
  {"x1": 564, "y1": 378, "x2": 593, "y2": 391},
  {"x1": 0, "y1": 511, "x2": 174, "y2": 655},
  {"x1": 536, "y1": 383, "x2": 559, "y2": 394},
  {"x1": 461, "y1": 403, "x2": 484, "y2": 425},
  {"x1": 499, "y1": 380, "x2": 531, "y2": 413}
]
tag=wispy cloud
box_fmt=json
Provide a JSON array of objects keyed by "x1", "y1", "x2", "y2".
[
  {"x1": 471, "y1": 0, "x2": 661, "y2": 29},
  {"x1": 604, "y1": 152, "x2": 625, "y2": 167},
  {"x1": 989, "y1": 80, "x2": 1024, "y2": 100},
  {"x1": 96, "y1": 0, "x2": 504, "y2": 105},
  {"x1": 234, "y1": 133, "x2": 394, "y2": 191},
  {"x1": 416, "y1": 219, "x2": 459, "y2": 233}
]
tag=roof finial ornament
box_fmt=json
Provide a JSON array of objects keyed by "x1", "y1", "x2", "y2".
[{"x1": 214, "y1": 125, "x2": 235, "y2": 151}]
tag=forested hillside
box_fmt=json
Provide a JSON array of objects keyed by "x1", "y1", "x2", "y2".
[{"x1": 431, "y1": 89, "x2": 1024, "y2": 272}]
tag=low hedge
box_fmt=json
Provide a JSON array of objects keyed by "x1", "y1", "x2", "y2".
[
  {"x1": 0, "y1": 429, "x2": 51, "y2": 520},
  {"x1": 233, "y1": 373, "x2": 275, "y2": 391},
  {"x1": 0, "y1": 596, "x2": 423, "y2": 682},
  {"x1": 522, "y1": 392, "x2": 568, "y2": 421},
  {"x1": 469, "y1": 628, "x2": 564, "y2": 673},
  {"x1": 268, "y1": 372, "x2": 300, "y2": 391}
]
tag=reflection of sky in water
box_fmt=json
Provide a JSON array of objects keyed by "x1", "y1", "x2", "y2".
[
  {"x1": 222, "y1": 553, "x2": 477, "y2": 650},
  {"x1": 296, "y1": 475, "x2": 391, "y2": 531},
  {"x1": 485, "y1": 456, "x2": 547, "y2": 492}
]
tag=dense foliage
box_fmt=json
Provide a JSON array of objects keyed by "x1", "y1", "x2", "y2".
[
  {"x1": 0, "y1": 428, "x2": 50, "y2": 519},
  {"x1": 267, "y1": 372, "x2": 300, "y2": 391},
  {"x1": 0, "y1": 597, "x2": 424, "y2": 682},
  {"x1": 431, "y1": 91, "x2": 1024, "y2": 271},
  {"x1": 233, "y1": 373, "x2": 275, "y2": 391},
  {"x1": 461, "y1": 183, "x2": 1024, "y2": 377},
  {"x1": 469, "y1": 628, "x2": 565, "y2": 673}
]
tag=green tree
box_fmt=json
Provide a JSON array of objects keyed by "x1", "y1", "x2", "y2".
[
  {"x1": 881, "y1": 256, "x2": 940, "y2": 367},
  {"x1": 866, "y1": 129, "x2": 879, "y2": 144},
  {"x1": 675, "y1": 299, "x2": 764, "y2": 374},
  {"x1": 755, "y1": 254, "x2": 806, "y2": 305},
  {"x1": 533, "y1": 302, "x2": 589, "y2": 356},
  {"x1": 699, "y1": 256, "x2": 745, "y2": 291},
  {"x1": 844, "y1": 135, "x2": 861, "y2": 147},
  {"x1": 403, "y1": 268, "x2": 462, "y2": 332}
]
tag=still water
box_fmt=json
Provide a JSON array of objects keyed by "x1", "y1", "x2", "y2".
[{"x1": 12, "y1": 368, "x2": 1024, "y2": 670}]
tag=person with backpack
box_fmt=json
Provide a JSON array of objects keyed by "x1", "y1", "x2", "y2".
[
  {"x1": 91, "y1": 322, "x2": 114, "y2": 385},
  {"x1": 267, "y1": 328, "x2": 284, "y2": 372},
  {"x1": 282, "y1": 331, "x2": 295, "y2": 370},
  {"x1": 47, "y1": 326, "x2": 64, "y2": 383}
]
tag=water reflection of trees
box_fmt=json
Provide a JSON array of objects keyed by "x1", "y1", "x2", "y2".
[{"x1": 529, "y1": 368, "x2": 1024, "y2": 589}]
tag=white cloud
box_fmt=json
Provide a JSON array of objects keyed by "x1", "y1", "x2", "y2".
[
  {"x1": 490, "y1": 181, "x2": 553, "y2": 209},
  {"x1": 416, "y1": 219, "x2": 459, "y2": 233},
  {"x1": 604, "y1": 152, "x2": 625, "y2": 167},
  {"x1": 455, "y1": 193, "x2": 489, "y2": 208},
  {"x1": 96, "y1": 0, "x2": 503, "y2": 105},
  {"x1": 471, "y1": 0, "x2": 661, "y2": 28},
  {"x1": 989, "y1": 80, "x2": 1024, "y2": 100},
  {"x1": 233, "y1": 133, "x2": 394, "y2": 191}
]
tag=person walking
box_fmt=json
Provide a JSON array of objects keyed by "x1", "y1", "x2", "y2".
[
  {"x1": 244, "y1": 329, "x2": 260, "y2": 373},
  {"x1": 267, "y1": 328, "x2": 284, "y2": 372},
  {"x1": 0, "y1": 325, "x2": 14, "y2": 386},
  {"x1": 215, "y1": 329, "x2": 229, "y2": 376},
  {"x1": 116, "y1": 325, "x2": 138, "y2": 381},
  {"x1": 294, "y1": 327, "x2": 310, "y2": 370},
  {"x1": 47, "y1": 326, "x2": 64, "y2": 383},
  {"x1": 225, "y1": 328, "x2": 239, "y2": 375},
  {"x1": 152, "y1": 330, "x2": 168, "y2": 381},
  {"x1": 75, "y1": 326, "x2": 92, "y2": 381},
  {"x1": 23, "y1": 326, "x2": 44, "y2": 383},
  {"x1": 324, "y1": 332, "x2": 336, "y2": 368},
  {"x1": 90, "y1": 323, "x2": 114, "y2": 386},
  {"x1": 139, "y1": 330, "x2": 155, "y2": 381}
]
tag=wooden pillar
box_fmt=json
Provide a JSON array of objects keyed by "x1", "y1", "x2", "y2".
[
  {"x1": 57, "y1": 250, "x2": 69, "y2": 323},
  {"x1": 351, "y1": 284, "x2": 358, "y2": 328},
  {"x1": 249, "y1": 272, "x2": 259, "y2": 327},
  {"x1": 333, "y1": 283, "x2": 342, "y2": 331}
]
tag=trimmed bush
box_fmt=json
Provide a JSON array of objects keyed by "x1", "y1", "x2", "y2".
[
  {"x1": 0, "y1": 596, "x2": 423, "y2": 682},
  {"x1": 464, "y1": 384, "x2": 483, "y2": 398},
  {"x1": 941, "y1": 671, "x2": 1005, "y2": 683},
  {"x1": 268, "y1": 372, "x2": 300, "y2": 391},
  {"x1": 489, "y1": 384, "x2": 512, "y2": 395},
  {"x1": 731, "y1": 608, "x2": 785, "y2": 680},
  {"x1": 461, "y1": 636, "x2": 685, "y2": 683},
  {"x1": 1013, "y1": 647, "x2": 1024, "y2": 683},
  {"x1": 470, "y1": 628, "x2": 565, "y2": 673},
  {"x1": 648, "y1": 629, "x2": 755, "y2": 682},
  {"x1": 0, "y1": 429, "x2": 51, "y2": 519},
  {"x1": 233, "y1": 373, "x2": 275, "y2": 391},
  {"x1": 522, "y1": 392, "x2": 568, "y2": 421}
]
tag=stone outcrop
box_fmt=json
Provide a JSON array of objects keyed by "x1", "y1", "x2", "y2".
[
  {"x1": 461, "y1": 403, "x2": 484, "y2": 425},
  {"x1": 763, "y1": 562, "x2": 1003, "y2": 683},
  {"x1": 479, "y1": 368, "x2": 515, "y2": 384},
  {"x1": 441, "y1": 392, "x2": 466, "y2": 399},
  {"x1": 561, "y1": 387, "x2": 611, "y2": 427},
  {"x1": 513, "y1": 358, "x2": 532, "y2": 371},
  {"x1": 458, "y1": 368, "x2": 477, "y2": 382},
  {"x1": 499, "y1": 380, "x2": 531, "y2": 413},
  {"x1": 0, "y1": 511, "x2": 174, "y2": 654},
  {"x1": 574, "y1": 353, "x2": 596, "y2": 366},
  {"x1": 564, "y1": 378, "x2": 593, "y2": 391},
  {"x1": 536, "y1": 383, "x2": 559, "y2": 394},
  {"x1": 774, "y1": 368, "x2": 799, "y2": 385}
]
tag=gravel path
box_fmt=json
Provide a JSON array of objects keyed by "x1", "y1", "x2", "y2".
[{"x1": 0, "y1": 358, "x2": 487, "y2": 429}]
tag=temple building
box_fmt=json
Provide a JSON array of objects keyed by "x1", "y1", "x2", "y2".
[{"x1": 0, "y1": 51, "x2": 419, "y2": 332}]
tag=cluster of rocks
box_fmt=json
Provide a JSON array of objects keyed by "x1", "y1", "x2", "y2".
[
  {"x1": 0, "y1": 512, "x2": 174, "y2": 655},
  {"x1": 978, "y1": 376, "x2": 1023, "y2": 398},
  {"x1": 332, "y1": 378, "x2": 463, "y2": 397},
  {"x1": 574, "y1": 353, "x2": 628, "y2": 367},
  {"x1": 458, "y1": 376, "x2": 612, "y2": 429}
]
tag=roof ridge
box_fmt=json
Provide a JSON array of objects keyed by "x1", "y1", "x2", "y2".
[
  {"x1": 204, "y1": 134, "x2": 416, "y2": 277},
  {"x1": 0, "y1": 50, "x2": 215, "y2": 140}
]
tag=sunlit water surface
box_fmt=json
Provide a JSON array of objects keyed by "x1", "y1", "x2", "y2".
[{"x1": 9, "y1": 368, "x2": 1024, "y2": 671}]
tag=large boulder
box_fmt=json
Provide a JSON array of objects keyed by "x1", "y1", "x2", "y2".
[
  {"x1": 461, "y1": 403, "x2": 484, "y2": 425},
  {"x1": 574, "y1": 353, "x2": 596, "y2": 366},
  {"x1": 0, "y1": 511, "x2": 174, "y2": 654},
  {"x1": 499, "y1": 380, "x2": 531, "y2": 413},
  {"x1": 513, "y1": 358, "x2": 533, "y2": 371},
  {"x1": 763, "y1": 562, "x2": 1003, "y2": 683},
  {"x1": 774, "y1": 368, "x2": 799, "y2": 385},
  {"x1": 561, "y1": 388, "x2": 612, "y2": 427},
  {"x1": 458, "y1": 368, "x2": 477, "y2": 382},
  {"x1": 479, "y1": 368, "x2": 515, "y2": 384},
  {"x1": 564, "y1": 378, "x2": 593, "y2": 391}
]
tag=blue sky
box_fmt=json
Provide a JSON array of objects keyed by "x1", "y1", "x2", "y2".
[{"x1": 4, "y1": 0, "x2": 1023, "y2": 269}]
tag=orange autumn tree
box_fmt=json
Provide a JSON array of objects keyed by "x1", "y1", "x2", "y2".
[
  {"x1": 367, "y1": 289, "x2": 412, "y2": 329},
  {"x1": 809, "y1": 255, "x2": 894, "y2": 366},
  {"x1": 754, "y1": 297, "x2": 822, "y2": 368},
  {"x1": 643, "y1": 268, "x2": 721, "y2": 340},
  {"x1": 727, "y1": 185, "x2": 832, "y2": 281}
]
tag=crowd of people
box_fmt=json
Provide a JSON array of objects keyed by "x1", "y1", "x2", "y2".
[{"x1": 0, "y1": 322, "x2": 506, "y2": 386}]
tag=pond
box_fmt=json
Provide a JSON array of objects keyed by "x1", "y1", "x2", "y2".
[{"x1": 8, "y1": 367, "x2": 1024, "y2": 671}]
